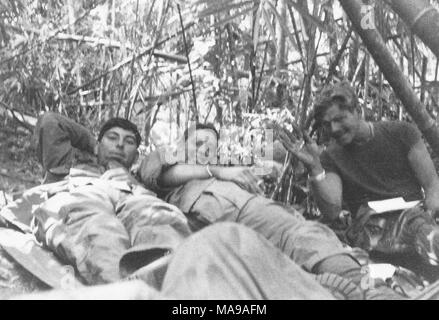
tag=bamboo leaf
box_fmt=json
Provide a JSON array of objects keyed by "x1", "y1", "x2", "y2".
[
  {"x1": 253, "y1": 1, "x2": 264, "y2": 51},
  {"x1": 261, "y1": 6, "x2": 277, "y2": 50},
  {"x1": 265, "y1": 1, "x2": 299, "y2": 51},
  {"x1": 285, "y1": 0, "x2": 329, "y2": 33},
  {"x1": 209, "y1": 6, "x2": 255, "y2": 30},
  {"x1": 193, "y1": 0, "x2": 236, "y2": 6},
  {"x1": 196, "y1": 0, "x2": 253, "y2": 19}
]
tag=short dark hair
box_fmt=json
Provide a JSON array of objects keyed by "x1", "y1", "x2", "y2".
[
  {"x1": 98, "y1": 118, "x2": 141, "y2": 146},
  {"x1": 183, "y1": 123, "x2": 219, "y2": 142},
  {"x1": 313, "y1": 81, "x2": 359, "y2": 124}
]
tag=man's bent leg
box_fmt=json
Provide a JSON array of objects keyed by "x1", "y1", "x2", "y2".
[
  {"x1": 238, "y1": 197, "x2": 405, "y2": 299},
  {"x1": 185, "y1": 182, "x2": 356, "y2": 272},
  {"x1": 33, "y1": 185, "x2": 130, "y2": 284},
  {"x1": 237, "y1": 196, "x2": 355, "y2": 272},
  {"x1": 116, "y1": 191, "x2": 191, "y2": 276},
  {"x1": 395, "y1": 206, "x2": 439, "y2": 266},
  {"x1": 161, "y1": 222, "x2": 335, "y2": 299},
  {"x1": 116, "y1": 192, "x2": 191, "y2": 246}
]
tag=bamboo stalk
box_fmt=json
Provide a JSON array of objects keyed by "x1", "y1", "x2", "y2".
[
  {"x1": 177, "y1": 3, "x2": 198, "y2": 123},
  {"x1": 254, "y1": 42, "x2": 269, "y2": 110},
  {"x1": 325, "y1": 26, "x2": 353, "y2": 85},
  {"x1": 388, "y1": 0, "x2": 439, "y2": 59},
  {"x1": 287, "y1": 1, "x2": 306, "y2": 71},
  {"x1": 340, "y1": 0, "x2": 439, "y2": 156},
  {"x1": 421, "y1": 56, "x2": 428, "y2": 103},
  {"x1": 67, "y1": 21, "x2": 196, "y2": 95}
]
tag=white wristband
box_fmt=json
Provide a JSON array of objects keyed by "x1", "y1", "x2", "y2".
[
  {"x1": 205, "y1": 165, "x2": 214, "y2": 178},
  {"x1": 309, "y1": 169, "x2": 326, "y2": 182}
]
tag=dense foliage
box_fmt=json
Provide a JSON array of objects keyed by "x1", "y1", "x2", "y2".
[{"x1": 1, "y1": 0, "x2": 439, "y2": 202}]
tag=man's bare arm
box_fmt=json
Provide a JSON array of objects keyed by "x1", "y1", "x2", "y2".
[
  {"x1": 407, "y1": 139, "x2": 439, "y2": 214},
  {"x1": 158, "y1": 164, "x2": 264, "y2": 194},
  {"x1": 278, "y1": 130, "x2": 343, "y2": 220},
  {"x1": 36, "y1": 112, "x2": 96, "y2": 176},
  {"x1": 310, "y1": 171, "x2": 344, "y2": 221},
  {"x1": 159, "y1": 164, "x2": 211, "y2": 187}
]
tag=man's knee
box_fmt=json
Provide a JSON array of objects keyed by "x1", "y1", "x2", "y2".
[
  {"x1": 117, "y1": 194, "x2": 187, "y2": 226},
  {"x1": 187, "y1": 222, "x2": 263, "y2": 252},
  {"x1": 37, "y1": 112, "x2": 58, "y2": 128}
]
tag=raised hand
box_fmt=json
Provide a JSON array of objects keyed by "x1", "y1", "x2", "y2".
[{"x1": 277, "y1": 128, "x2": 323, "y2": 175}]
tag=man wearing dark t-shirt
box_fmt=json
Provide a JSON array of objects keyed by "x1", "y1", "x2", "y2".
[
  {"x1": 320, "y1": 121, "x2": 424, "y2": 215},
  {"x1": 284, "y1": 81, "x2": 439, "y2": 267}
]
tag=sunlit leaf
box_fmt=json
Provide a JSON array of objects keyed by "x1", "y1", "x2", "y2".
[
  {"x1": 209, "y1": 6, "x2": 254, "y2": 30},
  {"x1": 252, "y1": 1, "x2": 263, "y2": 51},
  {"x1": 261, "y1": 6, "x2": 276, "y2": 50}
]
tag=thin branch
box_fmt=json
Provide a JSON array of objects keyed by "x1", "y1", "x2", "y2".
[
  {"x1": 0, "y1": 101, "x2": 35, "y2": 132},
  {"x1": 287, "y1": 1, "x2": 306, "y2": 71},
  {"x1": 126, "y1": 0, "x2": 141, "y2": 120},
  {"x1": 0, "y1": 171, "x2": 38, "y2": 184},
  {"x1": 254, "y1": 42, "x2": 269, "y2": 110},
  {"x1": 0, "y1": 1, "x2": 104, "y2": 66},
  {"x1": 177, "y1": 3, "x2": 198, "y2": 122},
  {"x1": 325, "y1": 26, "x2": 353, "y2": 85},
  {"x1": 67, "y1": 21, "x2": 196, "y2": 95},
  {"x1": 70, "y1": 88, "x2": 192, "y2": 108},
  {"x1": 435, "y1": 57, "x2": 439, "y2": 82},
  {"x1": 127, "y1": 0, "x2": 170, "y2": 120}
]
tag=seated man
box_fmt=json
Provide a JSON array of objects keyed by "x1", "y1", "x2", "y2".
[
  {"x1": 284, "y1": 81, "x2": 439, "y2": 267},
  {"x1": 23, "y1": 112, "x2": 191, "y2": 284},
  {"x1": 137, "y1": 123, "x2": 403, "y2": 298}
]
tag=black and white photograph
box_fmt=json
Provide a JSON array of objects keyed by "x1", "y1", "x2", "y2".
[{"x1": 1, "y1": 0, "x2": 439, "y2": 306}]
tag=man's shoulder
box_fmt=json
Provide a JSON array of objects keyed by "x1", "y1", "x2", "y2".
[
  {"x1": 374, "y1": 120, "x2": 417, "y2": 133},
  {"x1": 374, "y1": 121, "x2": 421, "y2": 146}
]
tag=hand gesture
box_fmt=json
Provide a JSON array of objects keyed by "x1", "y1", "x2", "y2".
[{"x1": 277, "y1": 128, "x2": 323, "y2": 174}]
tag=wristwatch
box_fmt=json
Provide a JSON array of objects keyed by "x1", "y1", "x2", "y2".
[
  {"x1": 205, "y1": 164, "x2": 214, "y2": 178},
  {"x1": 308, "y1": 169, "x2": 326, "y2": 182}
]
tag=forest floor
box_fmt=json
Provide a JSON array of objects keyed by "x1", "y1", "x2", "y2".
[
  {"x1": 0, "y1": 118, "x2": 41, "y2": 197},
  {"x1": 0, "y1": 117, "x2": 47, "y2": 299}
]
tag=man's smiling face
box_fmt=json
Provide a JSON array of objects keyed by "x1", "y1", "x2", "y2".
[{"x1": 321, "y1": 103, "x2": 360, "y2": 147}]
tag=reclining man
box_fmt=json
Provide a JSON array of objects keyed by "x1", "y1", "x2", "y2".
[
  {"x1": 137, "y1": 123, "x2": 404, "y2": 299},
  {"x1": 284, "y1": 81, "x2": 439, "y2": 268},
  {"x1": 16, "y1": 222, "x2": 342, "y2": 300},
  {"x1": 2, "y1": 112, "x2": 374, "y2": 299},
  {"x1": 3, "y1": 112, "x2": 353, "y2": 299},
  {"x1": 12, "y1": 111, "x2": 400, "y2": 298},
  {"x1": 27, "y1": 112, "x2": 192, "y2": 284}
]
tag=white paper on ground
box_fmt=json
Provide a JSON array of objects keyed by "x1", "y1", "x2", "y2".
[{"x1": 368, "y1": 197, "x2": 420, "y2": 215}]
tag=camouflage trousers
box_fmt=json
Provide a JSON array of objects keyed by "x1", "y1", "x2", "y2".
[
  {"x1": 17, "y1": 223, "x2": 336, "y2": 300},
  {"x1": 32, "y1": 181, "x2": 191, "y2": 285},
  {"x1": 346, "y1": 204, "x2": 439, "y2": 267},
  {"x1": 170, "y1": 180, "x2": 354, "y2": 272}
]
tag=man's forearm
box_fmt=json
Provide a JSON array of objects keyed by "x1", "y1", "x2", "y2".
[
  {"x1": 407, "y1": 139, "x2": 439, "y2": 212},
  {"x1": 159, "y1": 164, "x2": 212, "y2": 187},
  {"x1": 36, "y1": 112, "x2": 96, "y2": 171},
  {"x1": 309, "y1": 169, "x2": 343, "y2": 221}
]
